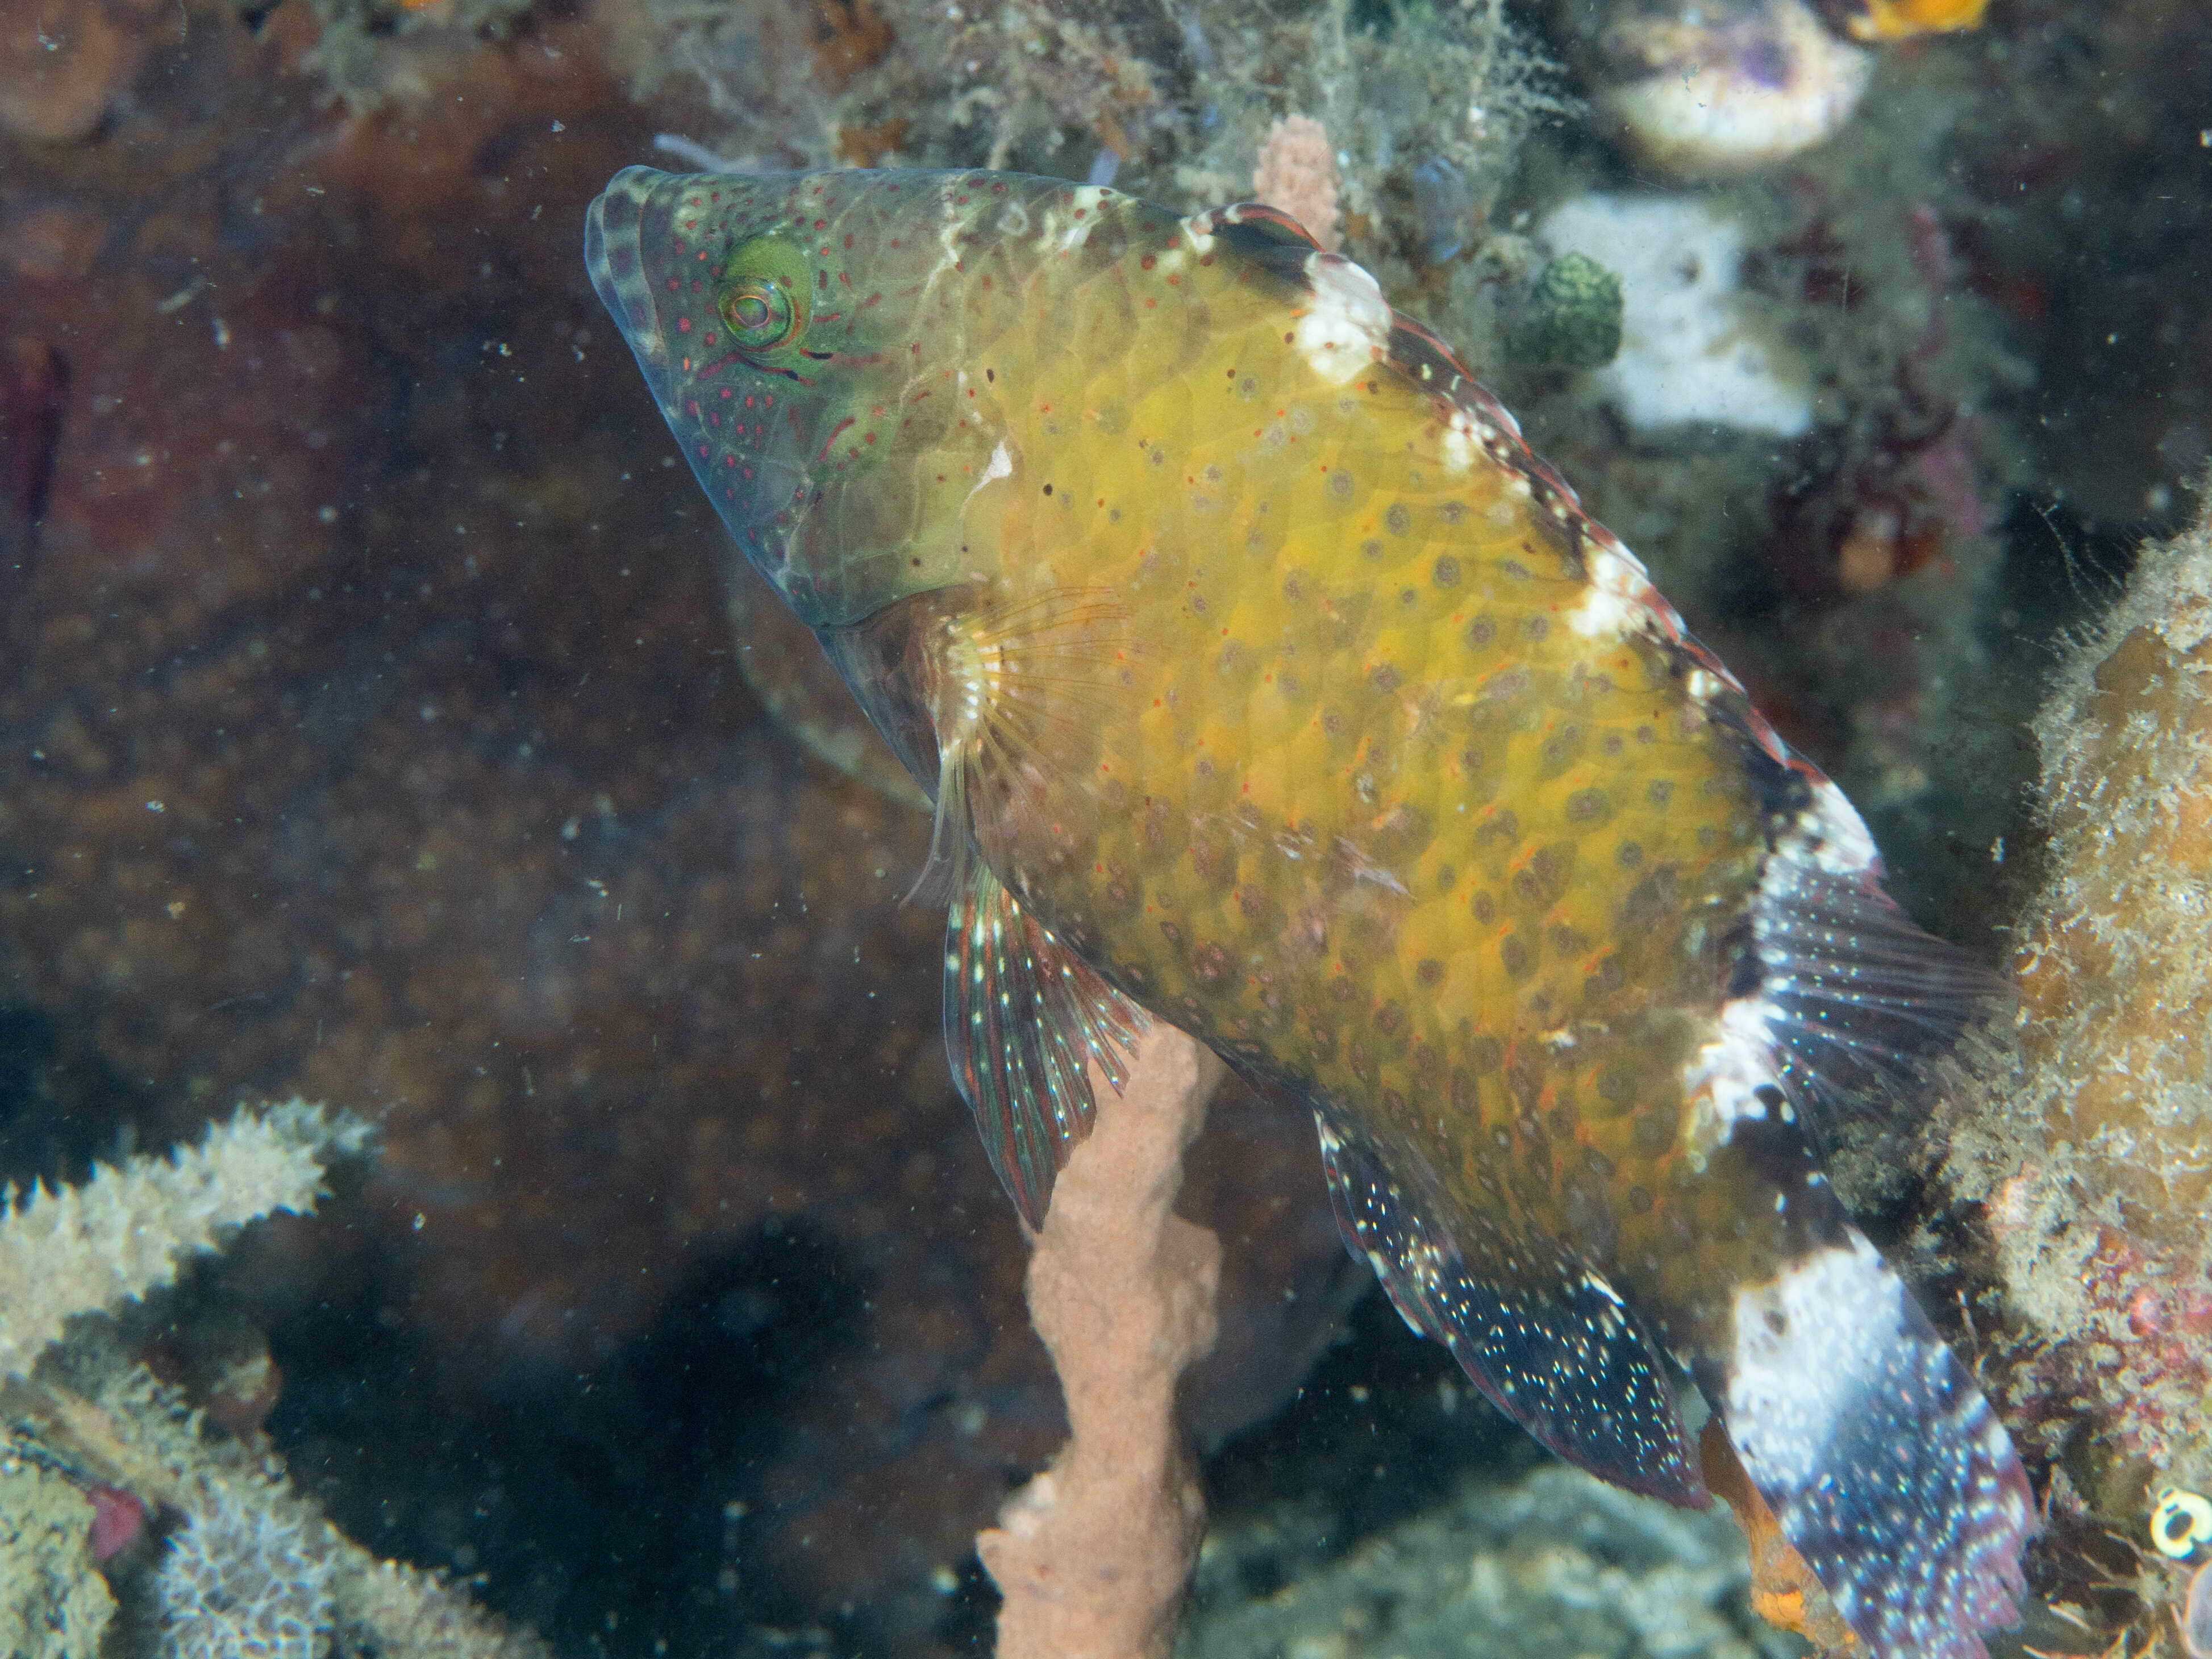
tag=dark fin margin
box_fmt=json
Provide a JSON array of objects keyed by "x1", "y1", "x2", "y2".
[
  {"x1": 944, "y1": 861, "x2": 1148, "y2": 1229},
  {"x1": 1186, "y1": 202, "x2": 1324, "y2": 295},
  {"x1": 1203, "y1": 201, "x2": 1324, "y2": 253}
]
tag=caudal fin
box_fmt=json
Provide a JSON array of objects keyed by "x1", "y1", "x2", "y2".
[{"x1": 1717, "y1": 1227, "x2": 2034, "y2": 1659}]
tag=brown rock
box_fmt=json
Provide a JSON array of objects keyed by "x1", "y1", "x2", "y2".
[{"x1": 0, "y1": 0, "x2": 151, "y2": 141}]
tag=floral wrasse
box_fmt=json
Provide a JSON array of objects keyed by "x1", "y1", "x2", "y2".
[{"x1": 587, "y1": 165, "x2": 2033, "y2": 1658}]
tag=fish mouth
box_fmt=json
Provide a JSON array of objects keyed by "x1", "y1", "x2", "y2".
[{"x1": 584, "y1": 165, "x2": 675, "y2": 401}]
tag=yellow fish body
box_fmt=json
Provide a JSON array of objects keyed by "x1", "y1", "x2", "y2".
[{"x1": 588, "y1": 166, "x2": 2032, "y2": 1657}]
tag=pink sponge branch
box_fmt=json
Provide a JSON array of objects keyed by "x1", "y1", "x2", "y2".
[{"x1": 978, "y1": 1026, "x2": 1226, "y2": 1659}]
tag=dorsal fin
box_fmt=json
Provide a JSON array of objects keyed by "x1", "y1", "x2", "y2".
[
  {"x1": 1315, "y1": 1115, "x2": 1706, "y2": 1506},
  {"x1": 945, "y1": 861, "x2": 1148, "y2": 1228},
  {"x1": 1184, "y1": 202, "x2": 1325, "y2": 292},
  {"x1": 1693, "y1": 723, "x2": 2013, "y2": 1154},
  {"x1": 1758, "y1": 858, "x2": 2006, "y2": 1133},
  {"x1": 1209, "y1": 200, "x2": 1325, "y2": 250}
]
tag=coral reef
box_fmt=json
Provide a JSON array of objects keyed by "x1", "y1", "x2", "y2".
[
  {"x1": 615, "y1": 0, "x2": 1564, "y2": 291},
  {"x1": 1179, "y1": 1461, "x2": 1788, "y2": 1658},
  {"x1": 1579, "y1": 0, "x2": 1874, "y2": 177},
  {"x1": 0, "y1": 1103, "x2": 544, "y2": 1659},
  {"x1": 157, "y1": 1477, "x2": 336, "y2": 1659},
  {"x1": 0, "y1": 1461, "x2": 114, "y2": 1659},
  {"x1": 27, "y1": 1333, "x2": 558, "y2": 1659},
  {"x1": 0, "y1": 0, "x2": 2205, "y2": 1650}
]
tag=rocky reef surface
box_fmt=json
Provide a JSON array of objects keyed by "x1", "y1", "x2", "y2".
[{"x1": 3, "y1": 0, "x2": 2210, "y2": 1653}]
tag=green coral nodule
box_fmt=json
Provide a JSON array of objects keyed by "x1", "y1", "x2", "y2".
[{"x1": 1517, "y1": 251, "x2": 1624, "y2": 371}]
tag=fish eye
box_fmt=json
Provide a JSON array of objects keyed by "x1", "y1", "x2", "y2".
[
  {"x1": 716, "y1": 237, "x2": 811, "y2": 356},
  {"x1": 719, "y1": 277, "x2": 794, "y2": 349},
  {"x1": 728, "y1": 290, "x2": 772, "y2": 332}
]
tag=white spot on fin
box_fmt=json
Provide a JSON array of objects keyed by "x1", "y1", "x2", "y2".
[
  {"x1": 1725, "y1": 1232, "x2": 1900, "y2": 1489},
  {"x1": 1295, "y1": 254, "x2": 1392, "y2": 385},
  {"x1": 1566, "y1": 538, "x2": 1660, "y2": 641}
]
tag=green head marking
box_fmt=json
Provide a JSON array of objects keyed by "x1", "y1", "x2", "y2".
[{"x1": 585, "y1": 165, "x2": 1178, "y2": 631}]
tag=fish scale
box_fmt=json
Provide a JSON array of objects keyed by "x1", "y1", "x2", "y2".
[
  {"x1": 589, "y1": 164, "x2": 2035, "y2": 1659},
  {"x1": 936, "y1": 212, "x2": 1772, "y2": 1350}
]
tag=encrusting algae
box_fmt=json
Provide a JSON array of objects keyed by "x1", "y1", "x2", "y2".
[
  {"x1": 1939, "y1": 485, "x2": 2212, "y2": 1648},
  {"x1": 586, "y1": 165, "x2": 2033, "y2": 1657}
]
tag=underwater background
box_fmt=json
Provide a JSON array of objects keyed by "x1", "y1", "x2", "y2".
[{"x1": 2, "y1": 0, "x2": 2209, "y2": 1654}]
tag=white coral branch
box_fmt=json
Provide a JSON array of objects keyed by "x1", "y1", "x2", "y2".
[{"x1": 0, "y1": 1101, "x2": 373, "y2": 1381}]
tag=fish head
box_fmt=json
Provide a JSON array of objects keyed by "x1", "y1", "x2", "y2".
[{"x1": 586, "y1": 164, "x2": 1174, "y2": 631}]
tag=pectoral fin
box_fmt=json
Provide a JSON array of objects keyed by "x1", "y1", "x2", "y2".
[{"x1": 945, "y1": 860, "x2": 1148, "y2": 1229}]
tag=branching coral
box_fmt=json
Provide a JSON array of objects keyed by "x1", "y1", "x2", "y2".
[
  {"x1": 0, "y1": 1460, "x2": 115, "y2": 1659},
  {"x1": 0, "y1": 1102, "x2": 371, "y2": 1382},
  {"x1": 157, "y1": 1477, "x2": 336, "y2": 1659},
  {"x1": 0, "y1": 1103, "x2": 551, "y2": 1659}
]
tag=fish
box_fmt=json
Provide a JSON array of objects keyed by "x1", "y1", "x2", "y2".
[{"x1": 586, "y1": 164, "x2": 2034, "y2": 1658}]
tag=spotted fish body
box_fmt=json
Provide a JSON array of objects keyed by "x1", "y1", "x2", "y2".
[{"x1": 588, "y1": 165, "x2": 2032, "y2": 1656}]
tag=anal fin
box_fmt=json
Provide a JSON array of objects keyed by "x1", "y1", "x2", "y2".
[
  {"x1": 1315, "y1": 1116, "x2": 1705, "y2": 1507},
  {"x1": 945, "y1": 860, "x2": 1148, "y2": 1229}
]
